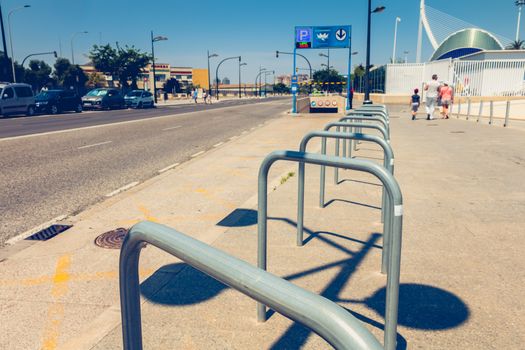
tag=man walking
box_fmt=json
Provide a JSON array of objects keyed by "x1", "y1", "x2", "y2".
[{"x1": 424, "y1": 74, "x2": 441, "y2": 120}]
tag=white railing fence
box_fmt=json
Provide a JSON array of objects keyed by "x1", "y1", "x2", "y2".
[{"x1": 386, "y1": 59, "x2": 525, "y2": 97}]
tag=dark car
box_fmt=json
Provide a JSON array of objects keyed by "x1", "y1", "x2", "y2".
[
  {"x1": 35, "y1": 89, "x2": 83, "y2": 114},
  {"x1": 82, "y1": 88, "x2": 125, "y2": 110}
]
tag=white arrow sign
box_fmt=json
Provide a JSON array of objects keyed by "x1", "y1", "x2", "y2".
[{"x1": 335, "y1": 28, "x2": 347, "y2": 41}]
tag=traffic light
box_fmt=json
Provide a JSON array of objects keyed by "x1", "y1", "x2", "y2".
[{"x1": 276, "y1": 51, "x2": 279, "y2": 58}]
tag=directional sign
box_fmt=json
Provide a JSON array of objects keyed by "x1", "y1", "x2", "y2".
[
  {"x1": 295, "y1": 26, "x2": 351, "y2": 49},
  {"x1": 291, "y1": 75, "x2": 298, "y2": 84}
]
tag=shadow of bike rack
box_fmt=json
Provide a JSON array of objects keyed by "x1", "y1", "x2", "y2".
[
  {"x1": 257, "y1": 150, "x2": 403, "y2": 350},
  {"x1": 119, "y1": 221, "x2": 383, "y2": 350}
]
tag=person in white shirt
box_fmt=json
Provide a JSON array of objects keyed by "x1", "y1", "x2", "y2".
[{"x1": 424, "y1": 74, "x2": 441, "y2": 120}]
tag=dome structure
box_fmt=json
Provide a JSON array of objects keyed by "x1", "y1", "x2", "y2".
[{"x1": 430, "y1": 28, "x2": 504, "y2": 61}]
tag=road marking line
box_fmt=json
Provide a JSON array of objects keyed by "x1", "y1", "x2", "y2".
[
  {"x1": 229, "y1": 136, "x2": 237, "y2": 140},
  {"x1": 162, "y1": 125, "x2": 182, "y2": 131},
  {"x1": 6, "y1": 215, "x2": 67, "y2": 245},
  {"x1": 41, "y1": 254, "x2": 71, "y2": 350},
  {"x1": 191, "y1": 150, "x2": 205, "y2": 158},
  {"x1": 250, "y1": 127, "x2": 256, "y2": 130},
  {"x1": 241, "y1": 131, "x2": 248, "y2": 134},
  {"x1": 158, "y1": 162, "x2": 180, "y2": 173},
  {"x1": 0, "y1": 100, "x2": 281, "y2": 142},
  {"x1": 105, "y1": 181, "x2": 139, "y2": 197},
  {"x1": 213, "y1": 142, "x2": 224, "y2": 148},
  {"x1": 77, "y1": 140, "x2": 112, "y2": 150}
]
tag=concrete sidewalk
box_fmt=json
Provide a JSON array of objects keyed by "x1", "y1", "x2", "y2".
[{"x1": 1, "y1": 106, "x2": 524, "y2": 349}]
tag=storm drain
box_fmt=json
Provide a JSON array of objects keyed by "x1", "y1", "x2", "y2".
[
  {"x1": 25, "y1": 224, "x2": 72, "y2": 241},
  {"x1": 94, "y1": 227, "x2": 129, "y2": 249}
]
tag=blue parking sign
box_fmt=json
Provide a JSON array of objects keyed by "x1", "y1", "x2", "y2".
[{"x1": 295, "y1": 26, "x2": 351, "y2": 49}]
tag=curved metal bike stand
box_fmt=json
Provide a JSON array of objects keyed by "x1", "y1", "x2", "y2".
[
  {"x1": 295, "y1": 131, "x2": 394, "y2": 274},
  {"x1": 257, "y1": 150, "x2": 403, "y2": 350},
  {"x1": 119, "y1": 221, "x2": 383, "y2": 350}
]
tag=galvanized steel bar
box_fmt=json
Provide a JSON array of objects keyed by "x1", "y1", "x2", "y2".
[
  {"x1": 258, "y1": 150, "x2": 403, "y2": 350},
  {"x1": 457, "y1": 98, "x2": 461, "y2": 119},
  {"x1": 504, "y1": 100, "x2": 510, "y2": 127},
  {"x1": 477, "y1": 101, "x2": 483, "y2": 123},
  {"x1": 119, "y1": 221, "x2": 383, "y2": 350},
  {"x1": 340, "y1": 116, "x2": 390, "y2": 138},
  {"x1": 466, "y1": 98, "x2": 471, "y2": 120},
  {"x1": 489, "y1": 101, "x2": 494, "y2": 125},
  {"x1": 298, "y1": 131, "x2": 394, "y2": 274}
]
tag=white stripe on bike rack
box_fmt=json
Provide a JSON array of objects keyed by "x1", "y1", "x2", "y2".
[
  {"x1": 158, "y1": 162, "x2": 180, "y2": 174},
  {"x1": 191, "y1": 151, "x2": 205, "y2": 158},
  {"x1": 162, "y1": 125, "x2": 182, "y2": 131},
  {"x1": 77, "y1": 141, "x2": 112, "y2": 149},
  {"x1": 105, "y1": 181, "x2": 139, "y2": 197}
]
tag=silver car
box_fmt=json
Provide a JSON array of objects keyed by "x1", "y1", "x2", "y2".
[
  {"x1": 0, "y1": 83, "x2": 36, "y2": 117},
  {"x1": 124, "y1": 90, "x2": 154, "y2": 108}
]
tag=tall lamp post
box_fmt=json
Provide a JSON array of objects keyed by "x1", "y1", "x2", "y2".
[
  {"x1": 516, "y1": 0, "x2": 525, "y2": 41},
  {"x1": 8, "y1": 4, "x2": 30, "y2": 83},
  {"x1": 207, "y1": 51, "x2": 218, "y2": 97},
  {"x1": 0, "y1": 3, "x2": 11, "y2": 80},
  {"x1": 392, "y1": 17, "x2": 401, "y2": 63},
  {"x1": 215, "y1": 55, "x2": 241, "y2": 100},
  {"x1": 239, "y1": 61, "x2": 247, "y2": 98},
  {"x1": 21, "y1": 51, "x2": 57, "y2": 67},
  {"x1": 70, "y1": 30, "x2": 88, "y2": 65},
  {"x1": 254, "y1": 68, "x2": 266, "y2": 97},
  {"x1": 364, "y1": 1, "x2": 385, "y2": 104},
  {"x1": 151, "y1": 31, "x2": 168, "y2": 104},
  {"x1": 319, "y1": 50, "x2": 330, "y2": 93}
]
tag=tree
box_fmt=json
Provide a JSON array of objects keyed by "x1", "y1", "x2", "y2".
[
  {"x1": 0, "y1": 51, "x2": 25, "y2": 82},
  {"x1": 87, "y1": 72, "x2": 105, "y2": 88},
  {"x1": 53, "y1": 58, "x2": 88, "y2": 92},
  {"x1": 23, "y1": 60, "x2": 53, "y2": 92},
  {"x1": 313, "y1": 69, "x2": 345, "y2": 92},
  {"x1": 506, "y1": 40, "x2": 525, "y2": 50},
  {"x1": 163, "y1": 78, "x2": 181, "y2": 94},
  {"x1": 89, "y1": 44, "x2": 151, "y2": 89},
  {"x1": 273, "y1": 82, "x2": 290, "y2": 94},
  {"x1": 221, "y1": 77, "x2": 230, "y2": 84}
]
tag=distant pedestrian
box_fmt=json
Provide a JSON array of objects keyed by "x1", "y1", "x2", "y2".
[
  {"x1": 439, "y1": 82, "x2": 453, "y2": 119},
  {"x1": 410, "y1": 88, "x2": 421, "y2": 120},
  {"x1": 202, "y1": 89, "x2": 208, "y2": 104},
  {"x1": 424, "y1": 74, "x2": 441, "y2": 120},
  {"x1": 192, "y1": 89, "x2": 198, "y2": 104},
  {"x1": 349, "y1": 87, "x2": 354, "y2": 109}
]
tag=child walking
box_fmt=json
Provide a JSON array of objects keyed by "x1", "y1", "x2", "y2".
[{"x1": 410, "y1": 88, "x2": 420, "y2": 120}]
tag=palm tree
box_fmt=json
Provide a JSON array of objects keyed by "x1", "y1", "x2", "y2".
[{"x1": 506, "y1": 40, "x2": 525, "y2": 49}]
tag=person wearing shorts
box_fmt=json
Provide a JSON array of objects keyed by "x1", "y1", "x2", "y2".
[
  {"x1": 424, "y1": 74, "x2": 441, "y2": 120},
  {"x1": 439, "y1": 82, "x2": 453, "y2": 119},
  {"x1": 410, "y1": 88, "x2": 420, "y2": 120}
]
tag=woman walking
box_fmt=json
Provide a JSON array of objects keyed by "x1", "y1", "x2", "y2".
[{"x1": 439, "y1": 82, "x2": 454, "y2": 119}]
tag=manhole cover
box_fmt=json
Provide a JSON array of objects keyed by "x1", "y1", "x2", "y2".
[
  {"x1": 450, "y1": 131, "x2": 465, "y2": 134},
  {"x1": 94, "y1": 227, "x2": 129, "y2": 249}
]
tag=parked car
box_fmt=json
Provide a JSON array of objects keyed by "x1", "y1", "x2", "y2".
[
  {"x1": 35, "y1": 89, "x2": 83, "y2": 114},
  {"x1": 0, "y1": 82, "x2": 35, "y2": 117},
  {"x1": 124, "y1": 90, "x2": 154, "y2": 108},
  {"x1": 82, "y1": 88, "x2": 124, "y2": 110}
]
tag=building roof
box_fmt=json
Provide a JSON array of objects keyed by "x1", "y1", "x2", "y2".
[{"x1": 430, "y1": 28, "x2": 504, "y2": 61}]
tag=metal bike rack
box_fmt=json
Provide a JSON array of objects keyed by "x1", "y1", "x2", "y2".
[
  {"x1": 296, "y1": 130, "x2": 394, "y2": 274},
  {"x1": 257, "y1": 150, "x2": 403, "y2": 350},
  {"x1": 343, "y1": 111, "x2": 390, "y2": 153},
  {"x1": 120, "y1": 221, "x2": 383, "y2": 350},
  {"x1": 351, "y1": 109, "x2": 389, "y2": 121}
]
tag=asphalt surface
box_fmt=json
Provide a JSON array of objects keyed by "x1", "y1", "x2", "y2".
[
  {"x1": 0, "y1": 97, "x2": 285, "y2": 139},
  {"x1": 0, "y1": 97, "x2": 289, "y2": 245}
]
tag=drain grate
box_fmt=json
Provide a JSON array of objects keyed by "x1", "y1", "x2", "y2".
[
  {"x1": 94, "y1": 227, "x2": 129, "y2": 249},
  {"x1": 450, "y1": 131, "x2": 465, "y2": 134},
  {"x1": 26, "y1": 224, "x2": 72, "y2": 241}
]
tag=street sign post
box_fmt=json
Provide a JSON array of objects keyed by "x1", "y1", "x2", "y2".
[{"x1": 291, "y1": 25, "x2": 353, "y2": 113}]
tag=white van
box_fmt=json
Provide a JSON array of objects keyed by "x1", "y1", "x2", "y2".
[{"x1": 0, "y1": 83, "x2": 36, "y2": 117}]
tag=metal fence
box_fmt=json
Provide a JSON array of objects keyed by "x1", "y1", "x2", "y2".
[{"x1": 386, "y1": 59, "x2": 525, "y2": 97}]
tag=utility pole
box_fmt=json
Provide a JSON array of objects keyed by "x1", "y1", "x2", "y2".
[{"x1": 0, "y1": 3, "x2": 9, "y2": 80}]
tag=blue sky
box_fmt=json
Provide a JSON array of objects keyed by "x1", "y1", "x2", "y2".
[{"x1": 2, "y1": 0, "x2": 520, "y2": 82}]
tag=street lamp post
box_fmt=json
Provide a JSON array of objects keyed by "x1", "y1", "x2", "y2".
[
  {"x1": 319, "y1": 50, "x2": 330, "y2": 93},
  {"x1": 516, "y1": 0, "x2": 525, "y2": 41},
  {"x1": 276, "y1": 50, "x2": 313, "y2": 87},
  {"x1": 364, "y1": 1, "x2": 385, "y2": 104},
  {"x1": 207, "y1": 51, "x2": 218, "y2": 97},
  {"x1": 0, "y1": 3, "x2": 10, "y2": 80},
  {"x1": 239, "y1": 62, "x2": 247, "y2": 98},
  {"x1": 70, "y1": 31, "x2": 88, "y2": 65},
  {"x1": 8, "y1": 4, "x2": 30, "y2": 83},
  {"x1": 392, "y1": 17, "x2": 401, "y2": 63},
  {"x1": 215, "y1": 56, "x2": 241, "y2": 100},
  {"x1": 151, "y1": 31, "x2": 168, "y2": 104},
  {"x1": 254, "y1": 68, "x2": 266, "y2": 97},
  {"x1": 21, "y1": 51, "x2": 57, "y2": 67}
]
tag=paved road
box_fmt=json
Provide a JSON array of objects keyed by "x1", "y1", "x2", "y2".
[
  {"x1": 0, "y1": 97, "x2": 285, "y2": 139},
  {"x1": 0, "y1": 98, "x2": 289, "y2": 245}
]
